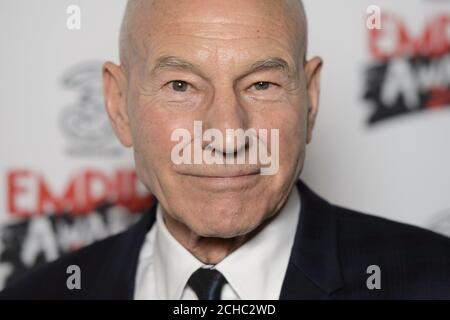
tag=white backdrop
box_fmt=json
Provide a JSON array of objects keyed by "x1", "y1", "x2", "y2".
[{"x1": 0, "y1": 0, "x2": 449, "y2": 290}]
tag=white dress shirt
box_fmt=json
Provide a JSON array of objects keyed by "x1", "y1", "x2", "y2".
[{"x1": 134, "y1": 186, "x2": 301, "y2": 300}]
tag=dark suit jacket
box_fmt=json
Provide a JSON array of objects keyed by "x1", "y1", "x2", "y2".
[{"x1": 1, "y1": 180, "x2": 450, "y2": 299}]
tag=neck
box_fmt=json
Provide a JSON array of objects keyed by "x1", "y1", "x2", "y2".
[{"x1": 161, "y1": 210, "x2": 267, "y2": 265}]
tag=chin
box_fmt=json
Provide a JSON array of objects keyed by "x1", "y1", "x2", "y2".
[
  {"x1": 190, "y1": 221, "x2": 259, "y2": 239},
  {"x1": 181, "y1": 200, "x2": 270, "y2": 239}
]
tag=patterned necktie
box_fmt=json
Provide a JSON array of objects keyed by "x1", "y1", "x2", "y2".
[{"x1": 187, "y1": 267, "x2": 227, "y2": 300}]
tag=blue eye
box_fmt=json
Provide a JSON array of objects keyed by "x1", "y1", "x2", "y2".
[
  {"x1": 253, "y1": 81, "x2": 272, "y2": 90},
  {"x1": 171, "y1": 80, "x2": 189, "y2": 92}
]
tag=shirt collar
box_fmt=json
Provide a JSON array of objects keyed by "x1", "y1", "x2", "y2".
[
  {"x1": 153, "y1": 186, "x2": 301, "y2": 300},
  {"x1": 153, "y1": 206, "x2": 203, "y2": 299}
]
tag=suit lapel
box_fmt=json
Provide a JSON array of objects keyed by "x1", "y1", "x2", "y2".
[
  {"x1": 280, "y1": 180, "x2": 344, "y2": 299},
  {"x1": 87, "y1": 200, "x2": 158, "y2": 299}
]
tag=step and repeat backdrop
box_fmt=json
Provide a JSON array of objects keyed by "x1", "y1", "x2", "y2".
[{"x1": 0, "y1": 0, "x2": 449, "y2": 290}]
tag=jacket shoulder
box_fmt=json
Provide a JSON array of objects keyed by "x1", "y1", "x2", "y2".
[
  {"x1": 334, "y1": 205, "x2": 450, "y2": 248},
  {"x1": 333, "y1": 205, "x2": 450, "y2": 298}
]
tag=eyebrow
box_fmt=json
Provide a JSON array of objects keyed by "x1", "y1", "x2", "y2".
[
  {"x1": 149, "y1": 55, "x2": 295, "y2": 79},
  {"x1": 150, "y1": 56, "x2": 203, "y2": 76},
  {"x1": 245, "y1": 57, "x2": 295, "y2": 78}
]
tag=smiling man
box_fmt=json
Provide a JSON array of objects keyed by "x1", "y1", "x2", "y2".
[{"x1": 1, "y1": 0, "x2": 450, "y2": 300}]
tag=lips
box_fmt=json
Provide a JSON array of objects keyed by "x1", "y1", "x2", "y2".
[
  {"x1": 177, "y1": 165, "x2": 261, "y2": 178},
  {"x1": 175, "y1": 165, "x2": 262, "y2": 191}
]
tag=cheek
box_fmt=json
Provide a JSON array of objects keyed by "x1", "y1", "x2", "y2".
[
  {"x1": 281, "y1": 97, "x2": 308, "y2": 143},
  {"x1": 252, "y1": 101, "x2": 306, "y2": 180},
  {"x1": 255, "y1": 102, "x2": 305, "y2": 147},
  {"x1": 281, "y1": 110, "x2": 305, "y2": 149},
  {"x1": 130, "y1": 102, "x2": 196, "y2": 167}
]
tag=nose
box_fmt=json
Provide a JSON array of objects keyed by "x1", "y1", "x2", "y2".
[{"x1": 202, "y1": 86, "x2": 250, "y2": 155}]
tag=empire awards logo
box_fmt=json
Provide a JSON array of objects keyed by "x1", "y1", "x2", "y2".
[
  {"x1": 363, "y1": 12, "x2": 450, "y2": 125},
  {"x1": 59, "y1": 61, "x2": 122, "y2": 156}
]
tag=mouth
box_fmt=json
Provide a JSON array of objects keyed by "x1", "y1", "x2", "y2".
[
  {"x1": 178, "y1": 167, "x2": 261, "y2": 190},
  {"x1": 184, "y1": 172, "x2": 260, "y2": 179}
]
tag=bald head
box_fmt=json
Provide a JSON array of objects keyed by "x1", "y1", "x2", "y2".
[{"x1": 119, "y1": 0, "x2": 308, "y2": 74}]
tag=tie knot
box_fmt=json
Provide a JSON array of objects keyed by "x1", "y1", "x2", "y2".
[{"x1": 187, "y1": 268, "x2": 227, "y2": 300}]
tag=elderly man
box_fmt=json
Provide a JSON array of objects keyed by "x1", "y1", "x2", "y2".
[{"x1": 1, "y1": 0, "x2": 450, "y2": 300}]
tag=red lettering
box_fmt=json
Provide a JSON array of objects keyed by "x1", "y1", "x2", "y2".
[
  {"x1": 6, "y1": 168, "x2": 152, "y2": 218},
  {"x1": 7, "y1": 170, "x2": 32, "y2": 217},
  {"x1": 369, "y1": 13, "x2": 450, "y2": 60},
  {"x1": 38, "y1": 175, "x2": 78, "y2": 215}
]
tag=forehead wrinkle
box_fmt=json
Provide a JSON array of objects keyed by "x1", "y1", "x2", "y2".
[
  {"x1": 149, "y1": 55, "x2": 209, "y2": 80},
  {"x1": 248, "y1": 57, "x2": 296, "y2": 77},
  {"x1": 120, "y1": 0, "x2": 308, "y2": 73}
]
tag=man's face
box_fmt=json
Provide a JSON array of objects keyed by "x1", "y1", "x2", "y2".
[{"x1": 105, "y1": 0, "x2": 321, "y2": 238}]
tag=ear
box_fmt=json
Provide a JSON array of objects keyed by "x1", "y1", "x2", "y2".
[
  {"x1": 102, "y1": 62, "x2": 133, "y2": 147},
  {"x1": 304, "y1": 56, "x2": 323, "y2": 144}
]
